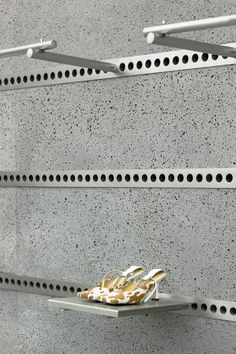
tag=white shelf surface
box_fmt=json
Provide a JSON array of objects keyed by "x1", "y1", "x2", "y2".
[{"x1": 48, "y1": 293, "x2": 190, "y2": 318}]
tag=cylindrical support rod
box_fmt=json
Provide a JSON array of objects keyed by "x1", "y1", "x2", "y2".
[
  {"x1": 143, "y1": 14, "x2": 236, "y2": 36},
  {"x1": 27, "y1": 49, "x2": 118, "y2": 73},
  {"x1": 146, "y1": 34, "x2": 236, "y2": 58},
  {"x1": 0, "y1": 40, "x2": 57, "y2": 59}
]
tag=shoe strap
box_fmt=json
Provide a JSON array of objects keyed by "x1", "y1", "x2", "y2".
[
  {"x1": 142, "y1": 269, "x2": 166, "y2": 281},
  {"x1": 122, "y1": 266, "x2": 144, "y2": 278},
  {"x1": 101, "y1": 269, "x2": 123, "y2": 288}
]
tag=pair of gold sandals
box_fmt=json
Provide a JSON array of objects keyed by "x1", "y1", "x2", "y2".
[{"x1": 78, "y1": 266, "x2": 166, "y2": 305}]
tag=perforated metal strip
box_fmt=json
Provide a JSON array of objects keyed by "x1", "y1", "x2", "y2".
[
  {"x1": 0, "y1": 44, "x2": 236, "y2": 91},
  {"x1": 0, "y1": 271, "x2": 87, "y2": 297},
  {"x1": 0, "y1": 272, "x2": 235, "y2": 321},
  {"x1": 0, "y1": 168, "x2": 235, "y2": 189}
]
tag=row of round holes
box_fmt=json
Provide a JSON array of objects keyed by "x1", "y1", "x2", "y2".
[
  {"x1": 0, "y1": 276, "x2": 84, "y2": 294},
  {"x1": 191, "y1": 302, "x2": 236, "y2": 316},
  {"x1": 0, "y1": 173, "x2": 233, "y2": 184},
  {"x1": 0, "y1": 53, "x2": 228, "y2": 87}
]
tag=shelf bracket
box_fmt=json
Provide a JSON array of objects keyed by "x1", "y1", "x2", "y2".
[
  {"x1": 144, "y1": 15, "x2": 236, "y2": 58},
  {"x1": 27, "y1": 48, "x2": 119, "y2": 73},
  {"x1": 0, "y1": 39, "x2": 57, "y2": 59}
]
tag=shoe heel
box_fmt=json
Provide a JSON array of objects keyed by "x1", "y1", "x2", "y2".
[{"x1": 152, "y1": 283, "x2": 159, "y2": 301}]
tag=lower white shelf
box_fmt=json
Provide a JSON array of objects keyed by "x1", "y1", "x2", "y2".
[{"x1": 48, "y1": 294, "x2": 190, "y2": 318}]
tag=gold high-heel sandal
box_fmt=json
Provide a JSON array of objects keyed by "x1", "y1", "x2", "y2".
[
  {"x1": 78, "y1": 266, "x2": 144, "y2": 301},
  {"x1": 98, "y1": 268, "x2": 166, "y2": 305}
]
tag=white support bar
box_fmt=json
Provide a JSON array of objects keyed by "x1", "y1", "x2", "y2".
[
  {"x1": 143, "y1": 15, "x2": 236, "y2": 36},
  {"x1": 146, "y1": 34, "x2": 236, "y2": 58},
  {"x1": 27, "y1": 49, "x2": 119, "y2": 73},
  {"x1": 0, "y1": 40, "x2": 57, "y2": 59}
]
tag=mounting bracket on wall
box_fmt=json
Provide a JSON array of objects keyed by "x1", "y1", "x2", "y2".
[
  {"x1": 0, "y1": 168, "x2": 235, "y2": 189},
  {"x1": 143, "y1": 15, "x2": 236, "y2": 58}
]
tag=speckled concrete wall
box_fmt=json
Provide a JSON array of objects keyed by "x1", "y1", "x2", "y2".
[{"x1": 0, "y1": 1, "x2": 236, "y2": 353}]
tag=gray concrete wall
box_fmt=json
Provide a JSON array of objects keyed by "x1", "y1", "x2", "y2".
[{"x1": 0, "y1": 0, "x2": 236, "y2": 353}]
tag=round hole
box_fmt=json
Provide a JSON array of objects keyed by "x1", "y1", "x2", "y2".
[
  {"x1": 63, "y1": 175, "x2": 68, "y2": 182},
  {"x1": 109, "y1": 174, "x2": 114, "y2": 182},
  {"x1": 177, "y1": 174, "x2": 184, "y2": 182},
  {"x1": 49, "y1": 284, "x2": 53, "y2": 290},
  {"x1": 70, "y1": 175, "x2": 75, "y2": 182},
  {"x1": 5, "y1": 278, "x2": 9, "y2": 284},
  {"x1": 70, "y1": 286, "x2": 75, "y2": 293},
  {"x1": 172, "y1": 56, "x2": 179, "y2": 65},
  {"x1": 23, "y1": 280, "x2": 27, "y2": 287},
  {"x1": 163, "y1": 57, "x2": 170, "y2": 66},
  {"x1": 159, "y1": 174, "x2": 165, "y2": 182},
  {"x1": 80, "y1": 68, "x2": 85, "y2": 76},
  {"x1": 72, "y1": 69, "x2": 77, "y2": 77},
  {"x1": 206, "y1": 174, "x2": 213, "y2": 182},
  {"x1": 23, "y1": 76, "x2": 28, "y2": 83},
  {"x1": 55, "y1": 175, "x2": 60, "y2": 182},
  {"x1": 95, "y1": 69, "x2": 100, "y2": 74},
  {"x1": 22, "y1": 175, "x2": 27, "y2": 182},
  {"x1": 154, "y1": 58, "x2": 160, "y2": 67},
  {"x1": 10, "y1": 175, "x2": 14, "y2": 181},
  {"x1": 119, "y1": 63, "x2": 125, "y2": 71},
  {"x1": 11, "y1": 279, "x2": 15, "y2": 285},
  {"x1": 212, "y1": 54, "x2": 218, "y2": 60},
  {"x1": 30, "y1": 75, "x2": 34, "y2": 82},
  {"x1": 77, "y1": 175, "x2": 83, "y2": 182},
  {"x1": 0, "y1": 277, "x2": 2, "y2": 283},
  {"x1": 43, "y1": 73, "x2": 48, "y2": 80},
  {"x1": 142, "y1": 174, "x2": 147, "y2": 182},
  {"x1": 85, "y1": 174, "x2": 90, "y2": 182},
  {"x1": 168, "y1": 174, "x2": 174, "y2": 182},
  {"x1": 136, "y1": 61, "x2": 142, "y2": 69},
  {"x1": 36, "y1": 282, "x2": 40, "y2": 288},
  {"x1": 10, "y1": 77, "x2": 15, "y2": 85},
  {"x1": 16, "y1": 175, "x2": 20, "y2": 182},
  {"x1": 49, "y1": 175, "x2": 54, "y2": 182},
  {"x1": 58, "y1": 71, "x2": 62, "y2": 79},
  {"x1": 56, "y1": 285, "x2": 60, "y2": 291},
  {"x1": 35, "y1": 175, "x2": 40, "y2": 182},
  {"x1": 191, "y1": 303, "x2": 198, "y2": 310},
  {"x1": 50, "y1": 72, "x2": 55, "y2": 80},
  {"x1": 77, "y1": 287, "x2": 82, "y2": 293},
  {"x1": 182, "y1": 55, "x2": 189, "y2": 64},
  {"x1": 29, "y1": 281, "x2": 34, "y2": 287},
  {"x1": 42, "y1": 283, "x2": 47, "y2": 289},
  {"x1": 145, "y1": 60, "x2": 151, "y2": 68},
  {"x1": 125, "y1": 174, "x2": 130, "y2": 182},
  {"x1": 87, "y1": 68, "x2": 92, "y2": 75},
  {"x1": 202, "y1": 53, "x2": 209, "y2": 62},
  {"x1": 128, "y1": 62, "x2": 134, "y2": 70},
  {"x1": 93, "y1": 174, "x2": 98, "y2": 182},
  {"x1": 230, "y1": 307, "x2": 236, "y2": 315},
  {"x1": 65, "y1": 70, "x2": 70, "y2": 78},
  {"x1": 101, "y1": 174, "x2": 106, "y2": 182},
  {"x1": 187, "y1": 174, "x2": 193, "y2": 182},
  {"x1": 117, "y1": 174, "x2": 122, "y2": 182},
  {"x1": 216, "y1": 174, "x2": 223, "y2": 182},
  {"x1": 0, "y1": 79, "x2": 2, "y2": 86},
  {"x1": 220, "y1": 306, "x2": 227, "y2": 314},
  {"x1": 17, "y1": 280, "x2": 21, "y2": 286},
  {"x1": 210, "y1": 304, "x2": 217, "y2": 313},
  {"x1": 4, "y1": 78, "x2": 8, "y2": 85},
  {"x1": 192, "y1": 54, "x2": 198, "y2": 62},
  {"x1": 133, "y1": 174, "x2": 139, "y2": 182},
  {"x1": 28, "y1": 175, "x2": 33, "y2": 182},
  {"x1": 201, "y1": 303, "x2": 207, "y2": 311},
  {"x1": 63, "y1": 286, "x2": 67, "y2": 292},
  {"x1": 36, "y1": 74, "x2": 41, "y2": 81},
  {"x1": 226, "y1": 173, "x2": 233, "y2": 182},
  {"x1": 150, "y1": 174, "x2": 156, "y2": 182},
  {"x1": 16, "y1": 76, "x2": 21, "y2": 84},
  {"x1": 3, "y1": 175, "x2": 8, "y2": 182},
  {"x1": 42, "y1": 175, "x2": 47, "y2": 182},
  {"x1": 196, "y1": 174, "x2": 203, "y2": 182}
]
